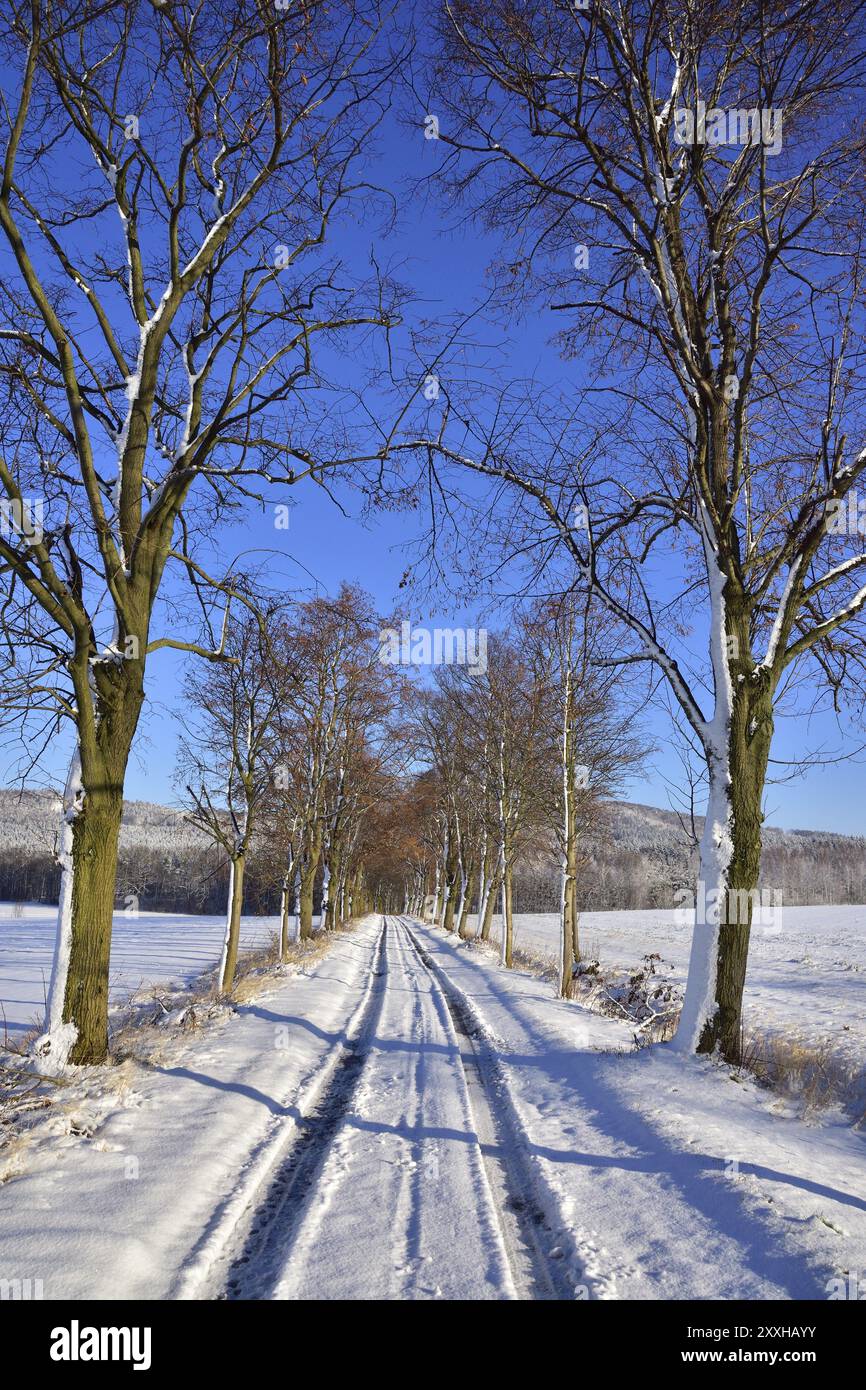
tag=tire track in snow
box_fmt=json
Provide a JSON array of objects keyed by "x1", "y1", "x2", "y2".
[
  {"x1": 197, "y1": 914, "x2": 579, "y2": 1300},
  {"x1": 401, "y1": 917, "x2": 586, "y2": 1301},
  {"x1": 267, "y1": 915, "x2": 515, "y2": 1300},
  {"x1": 182, "y1": 917, "x2": 390, "y2": 1300},
  {"x1": 384, "y1": 917, "x2": 514, "y2": 1300}
]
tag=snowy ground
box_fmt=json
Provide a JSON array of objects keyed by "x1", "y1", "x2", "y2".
[
  {"x1": 0, "y1": 904, "x2": 279, "y2": 1042},
  {"x1": 473, "y1": 906, "x2": 866, "y2": 1075},
  {"x1": 3, "y1": 902, "x2": 863, "y2": 1063},
  {"x1": 1, "y1": 914, "x2": 864, "y2": 1301}
]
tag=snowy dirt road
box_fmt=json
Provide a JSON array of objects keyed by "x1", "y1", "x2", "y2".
[
  {"x1": 205, "y1": 916, "x2": 571, "y2": 1301},
  {"x1": 153, "y1": 915, "x2": 866, "y2": 1302},
  {"x1": 3, "y1": 913, "x2": 864, "y2": 1302}
]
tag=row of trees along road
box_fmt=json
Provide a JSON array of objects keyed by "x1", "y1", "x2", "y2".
[
  {"x1": 383, "y1": 604, "x2": 644, "y2": 999},
  {"x1": 399, "y1": 0, "x2": 866, "y2": 1061},
  {"x1": 2, "y1": 1, "x2": 866, "y2": 1068},
  {"x1": 177, "y1": 584, "x2": 405, "y2": 993},
  {"x1": 0, "y1": 0, "x2": 410, "y2": 1062}
]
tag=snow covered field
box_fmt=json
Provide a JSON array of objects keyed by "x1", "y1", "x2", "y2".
[
  {"x1": 2, "y1": 903, "x2": 864, "y2": 1068},
  {"x1": 1, "y1": 915, "x2": 864, "y2": 1301},
  {"x1": 475, "y1": 906, "x2": 866, "y2": 1073},
  {"x1": 0, "y1": 905, "x2": 279, "y2": 1041}
]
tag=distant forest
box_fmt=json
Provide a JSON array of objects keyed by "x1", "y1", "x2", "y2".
[{"x1": 1, "y1": 790, "x2": 864, "y2": 917}]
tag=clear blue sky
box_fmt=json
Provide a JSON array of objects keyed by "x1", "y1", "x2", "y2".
[{"x1": 4, "y1": 80, "x2": 865, "y2": 836}]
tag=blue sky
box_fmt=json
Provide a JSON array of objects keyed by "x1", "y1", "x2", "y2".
[
  {"x1": 3, "y1": 65, "x2": 865, "y2": 836},
  {"x1": 123, "y1": 113, "x2": 866, "y2": 836}
]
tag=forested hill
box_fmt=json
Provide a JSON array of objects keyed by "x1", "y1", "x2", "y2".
[
  {"x1": 1, "y1": 788, "x2": 864, "y2": 914},
  {"x1": 0, "y1": 788, "x2": 224, "y2": 914},
  {"x1": 0, "y1": 788, "x2": 209, "y2": 856},
  {"x1": 511, "y1": 801, "x2": 866, "y2": 912}
]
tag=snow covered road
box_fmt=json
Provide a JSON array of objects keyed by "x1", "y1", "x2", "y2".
[
  {"x1": 245, "y1": 916, "x2": 515, "y2": 1300},
  {"x1": 2, "y1": 914, "x2": 864, "y2": 1302},
  {"x1": 206, "y1": 916, "x2": 572, "y2": 1300}
]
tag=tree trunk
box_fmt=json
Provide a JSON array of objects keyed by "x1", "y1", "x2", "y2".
[
  {"x1": 279, "y1": 872, "x2": 291, "y2": 960},
  {"x1": 442, "y1": 824, "x2": 458, "y2": 932},
  {"x1": 319, "y1": 862, "x2": 331, "y2": 931},
  {"x1": 559, "y1": 680, "x2": 575, "y2": 997},
  {"x1": 219, "y1": 853, "x2": 245, "y2": 992},
  {"x1": 47, "y1": 767, "x2": 124, "y2": 1065},
  {"x1": 298, "y1": 829, "x2": 322, "y2": 941},
  {"x1": 442, "y1": 883, "x2": 455, "y2": 932},
  {"x1": 458, "y1": 864, "x2": 477, "y2": 938},
  {"x1": 347, "y1": 867, "x2": 361, "y2": 920},
  {"x1": 500, "y1": 863, "x2": 514, "y2": 968},
  {"x1": 674, "y1": 659, "x2": 774, "y2": 1062},
  {"x1": 436, "y1": 850, "x2": 450, "y2": 924},
  {"x1": 480, "y1": 867, "x2": 500, "y2": 941},
  {"x1": 453, "y1": 866, "x2": 467, "y2": 933},
  {"x1": 475, "y1": 842, "x2": 488, "y2": 941},
  {"x1": 326, "y1": 850, "x2": 342, "y2": 930},
  {"x1": 299, "y1": 864, "x2": 315, "y2": 940},
  {"x1": 559, "y1": 860, "x2": 574, "y2": 998},
  {"x1": 560, "y1": 824, "x2": 581, "y2": 993},
  {"x1": 40, "y1": 667, "x2": 140, "y2": 1066}
]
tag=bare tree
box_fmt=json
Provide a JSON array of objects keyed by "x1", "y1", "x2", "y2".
[
  {"x1": 178, "y1": 607, "x2": 290, "y2": 993},
  {"x1": 406, "y1": 0, "x2": 866, "y2": 1060},
  {"x1": 0, "y1": 0, "x2": 406, "y2": 1061},
  {"x1": 411, "y1": 634, "x2": 551, "y2": 964},
  {"x1": 524, "y1": 599, "x2": 647, "y2": 995},
  {"x1": 269, "y1": 584, "x2": 402, "y2": 939}
]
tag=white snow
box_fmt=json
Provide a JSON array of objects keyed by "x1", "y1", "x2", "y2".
[
  {"x1": 1, "y1": 910, "x2": 864, "y2": 1301},
  {"x1": 411, "y1": 920, "x2": 866, "y2": 1299},
  {"x1": 469, "y1": 907, "x2": 866, "y2": 1076},
  {"x1": 0, "y1": 903, "x2": 280, "y2": 1041},
  {"x1": 267, "y1": 918, "x2": 514, "y2": 1300},
  {"x1": 0, "y1": 919, "x2": 372, "y2": 1299}
]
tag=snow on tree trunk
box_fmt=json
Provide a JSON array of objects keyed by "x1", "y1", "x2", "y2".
[
  {"x1": 442, "y1": 825, "x2": 458, "y2": 932},
  {"x1": 499, "y1": 858, "x2": 513, "y2": 968},
  {"x1": 475, "y1": 873, "x2": 488, "y2": 940},
  {"x1": 559, "y1": 859, "x2": 571, "y2": 999},
  {"x1": 499, "y1": 868, "x2": 508, "y2": 966},
  {"x1": 454, "y1": 862, "x2": 468, "y2": 935},
  {"x1": 475, "y1": 827, "x2": 488, "y2": 941},
  {"x1": 457, "y1": 865, "x2": 476, "y2": 937},
  {"x1": 559, "y1": 675, "x2": 574, "y2": 998},
  {"x1": 442, "y1": 877, "x2": 454, "y2": 932},
  {"x1": 280, "y1": 873, "x2": 291, "y2": 960},
  {"x1": 672, "y1": 761, "x2": 732, "y2": 1053},
  {"x1": 673, "y1": 529, "x2": 774, "y2": 1061},
  {"x1": 480, "y1": 867, "x2": 499, "y2": 940},
  {"x1": 319, "y1": 863, "x2": 331, "y2": 932},
  {"x1": 35, "y1": 738, "x2": 127, "y2": 1067},
  {"x1": 35, "y1": 747, "x2": 85, "y2": 1066}
]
